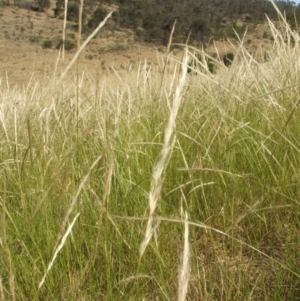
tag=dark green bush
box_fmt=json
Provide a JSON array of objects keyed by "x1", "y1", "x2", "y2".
[
  {"x1": 29, "y1": 35, "x2": 41, "y2": 43},
  {"x1": 88, "y1": 6, "x2": 108, "y2": 29},
  {"x1": 223, "y1": 52, "x2": 234, "y2": 67},
  {"x1": 66, "y1": 1, "x2": 86, "y2": 22},
  {"x1": 42, "y1": 39, "x2": 52, "y2": 49},
  {"x1": 56, "y1": 39, "x2": 76, "y2": 51},
  {"x1": 37, "y1": 0, "x2": 50, "y2": 11},
  {"x1": 54, "y1": 0, "x2": 86, "y2": 23},
  {"x1": 67, "y1": 1, "x2": 79, "y2": 21},
  {"x1": 109, "y1": 43, "x2": 127, "y2": 52}
]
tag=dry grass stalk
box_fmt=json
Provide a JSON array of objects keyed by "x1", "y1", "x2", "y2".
[
  {"x1": 1, "y1": 178, "x2": 15, "y2": 301},
  {"x1": 0, "y1": 277, "x2": 5, "y2": 301},
  {"x1": 38, "y1": 212, "x2": 80, "y2": 289},
  {"x1": 270, "y1": 0, "x2": 297, "y2": 41},
  {"x1": 62, "y1": 0, "x2": 69, "y2": 60},
  {"x1": 159, "y1": 21, "x2": 176, "y2": 98},
  {"x1": 56, "y1": 154, "x2": 103, "y2": 247},
  {"x1": 178, "y1": 210, "x2": 190, "y2": 301},
  {"x1": 59, "y1": 11, "x2": 114, "y2": 83},
  {"x1": 139, "y1": 48, "x2": 189, "y2": 258},
  {"x1": 77, "y1": 0, "x2": 84, "y2": 50},
  {"x1": 0, "y1": 107, "x2": 9, "y2": 143}
]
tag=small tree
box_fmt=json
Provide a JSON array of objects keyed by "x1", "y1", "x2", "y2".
[
  {"x1": 67, "y1": 2, "x2": 79, "y2": 22},
  {"x1": 37, "y1": 0, "x2": 50, "y2": 11},
  {"x1": 88, "y1": 6, "x2": 108, "y2": 29},
  {"x1": 223, "y1": 52, "x2": 234, "y2": 67},
  {"x1": 42, "y1": 39, "x2": 52, "y2": 49},
  {"x1": 1, "y1": 0, "x2": 10, "y2": 6}
]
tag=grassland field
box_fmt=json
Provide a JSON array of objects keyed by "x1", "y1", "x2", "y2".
[{"x1": 1, "y1": 1, "x2": 300, "y2": 301}]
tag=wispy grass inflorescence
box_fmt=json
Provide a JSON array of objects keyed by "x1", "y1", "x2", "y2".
[
  {"x1": 62, "y1": 0, "x2": 69, "y2": 61},
  {"x1": 178, "y1": 208, "x2": 190, "y2": 301},
  {"x1": 59, "y1": 11, "x2": 114, "y2": 83},
  {"x1": 139, "y1": 48, "x2": 189, "y2": 258},
  {"x1": 38, "y1": 212, "x2": 80, "y2": 290}
]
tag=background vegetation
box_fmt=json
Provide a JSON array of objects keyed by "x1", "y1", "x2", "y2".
[
  {"x1": 66, "y1": 0, "x2": 300, "y2": 44},
  {"x1": 3, "y1": 0, "x2": 300, "y2": 45}
]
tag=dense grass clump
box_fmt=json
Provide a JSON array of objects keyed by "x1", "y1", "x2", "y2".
[{"x1": 1, "y1": 9, "x2": 300, "y2": 301}]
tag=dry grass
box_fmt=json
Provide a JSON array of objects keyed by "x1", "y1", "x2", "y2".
[{"x1": 139, "y1": 47, "x2": 189, "y2": 258}]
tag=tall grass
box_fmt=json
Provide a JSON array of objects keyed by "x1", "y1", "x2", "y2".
[{"x1": 1, "y1": 5, "x2": 300, "y2": 300}]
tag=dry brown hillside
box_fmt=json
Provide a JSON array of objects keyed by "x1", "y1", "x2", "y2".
[{"x1": 0, "y1": 2, "x2": 275, "y2": 86}]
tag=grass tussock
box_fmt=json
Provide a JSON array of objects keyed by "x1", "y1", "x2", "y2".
[{"x1": 1, "y1": 5, "x2": 300, "y2": 301}]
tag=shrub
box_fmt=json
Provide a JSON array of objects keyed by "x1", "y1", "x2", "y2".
[
  {"x1": 56, "y1": 39, "x2": 76, "y2": 51},
  {"x1": 15, "y1": 0, "x2": 31, "y2": 9},
  {"x1": 4, "y1": 31, "x2": 10, "y2": 39},
  {"x1": 66, "y1": 1, "x2": 79, "y2": 22},
  {"x1": 245, "y1": 15, "x2": 253, "y2": 22},
  {"x1": 66, "y1": 33, "x2": 75, "y2": 40},
  {"x1": 85, "y1": 54, "x2": 93, "y2": 60},
  {"x1": 38, "y1": 0, "x2": 50, "y2": 10},
  {"x1": 135, "y1": 28, "x2": 145, "y2": 42},
  {"x1": 263, "y1": 31, "x2": 269, "y2": 39},
  {"x1": 109, "y1": 43, "x2": 127, "y2": 52},
  {"x1": 29, "y1": 35, "x2": 41, "y2": 43},
  {"x1": 54, "y1": 1, "x2": 86, "y2": 23},
  {"x1": 65, "y1": 40, "x2": 76, "y2": 50},
  {"x1": 29, "y1": 1, "x2": 40, "y2": 11},
  {"x1": 88, "y1": 6, "x2": 108, "y2": 29},
  {"x1": 42, "y1": 39, "x2": 52, "y2": 49},
  {"x1": 30, "y1": 0, "x2": 50, "y2": 11},
  {"x1": 145, "y1": 26, "x2": 165, "y2": 43},
  {"x1": 227, "y1": 22, "x2": 247, "y2": 39},
  {"x1": 223, "y1": 52, "x2": 234, "y2": 67}
]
